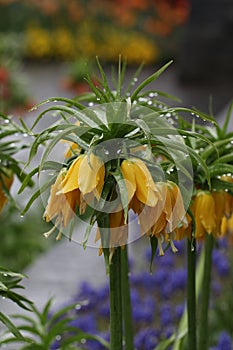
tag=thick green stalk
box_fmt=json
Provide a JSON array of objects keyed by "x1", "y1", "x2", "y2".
[
  {"x1": 187, "y1": 238, "x2": 197, "y2": 350},
  {"x1": 121, "y1": 247, "x2": 134, "y2": 350},
  {"x1": 109, "y1": 247, "x2": 123, "y2": 350},
  {"x1": 198, "y1": 234, "x2": 214, "y2": 350}
]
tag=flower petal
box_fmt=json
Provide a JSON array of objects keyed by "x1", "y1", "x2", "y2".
[{"x1": 62, "y1": 155, "x2": 85, "y2": 193}]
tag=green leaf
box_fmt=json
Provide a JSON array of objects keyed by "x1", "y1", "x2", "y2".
[
  {"x1": 209, "y1": 163, "x2": 233, "y2": 177},
  {"x1": 222, "y1": 101, "x2": 233, "y2": 136},
  {"x1": 131, "y1": 61, "x2": 173, "y2": 101},
  {"x1": 0, "y1": 312, "x2": 26, "y2": 341}
]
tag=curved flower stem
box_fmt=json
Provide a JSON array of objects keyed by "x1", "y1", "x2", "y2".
[
  {"x1": 109, "y1": 247, "x2": 123, "y2": 350},
  {"x1": 121, "y1": 246, "x2": 134, "y2": 350},
  {"x1": 187, "y1": 238, "x2": 197, "y2": 350},
  {"x1": 198, "y1": 233, "x2": 214, "y2": 350}
]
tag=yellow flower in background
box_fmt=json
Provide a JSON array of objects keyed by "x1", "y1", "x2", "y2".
[
  {"x1": 212, "y1": 191, "x2": 227, "y2": 237},
  {"x1": 25, "y1": 26, "x2": 52, "y2": 58},
  {"x1": 0, "y1": 170, "x2": 14, "y2": 212},
  {"x1": 52, "y1": 28, "x2": 76, "y2": 59},
  {"x1": 191, "y1": 191, "x2": 216, "y2": 240},
  {"x1": 221, "y1": 214, "x2": 233, "y2": 243}
]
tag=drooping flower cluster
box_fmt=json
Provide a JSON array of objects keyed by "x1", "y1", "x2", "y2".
[{"x1": 44, "y1": 152, "x2": 186, "y2": 255}]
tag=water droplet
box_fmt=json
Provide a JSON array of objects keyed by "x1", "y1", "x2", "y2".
[
  {"x1": 75, "y1": 303, "x2": 82, "y2": 310},
  {"x1": 88, "y1": 102, "x2": 94, "y2": 107},
  {"x1": 56, "y1": 335, "x2": 61, "y2": 341},
  {"x1": 81, "y1": 338, "x2": 87, "y2": 344},
  {"x1": 3, "y1": 273, "x2": 8, "y2": 277},
  {"x1": 23, "y1": 133, "x2": 28, "y2": 138},
  {"x1": 147, "y1": 101, "x2": 153, "y2": 106},
  {"x1": 133, "y1": 77, "x2": 138, "y2": 82},
  {"x1": 20, "y1": 215, "x2": 24, "y2": 218},
  {"x1": 4, "y1": 119, "x2": 10, "y2": 124}
]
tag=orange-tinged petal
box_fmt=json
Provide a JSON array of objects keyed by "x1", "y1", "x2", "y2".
[
  {"x1": 120, "y1": 160, "x2": 136, "y2": 203},
  {"x1": 166, "y1": 181, "x2": 186, "y2": 232},
  {"x1": 78, "y1": 153, "x2": 105, "y2": 197},
  {"x1": 193, "y1": 191, "x2": 216, "y2": 236},
  {"x1": 62, "y1": 189, "x2": 80, "y2": 226},
  {"x1": 62, "y1": 155, "x2": 85, "y2": 193},
  {"x1": 109, "y1": 207, "x2": 128, "y2": 247},
  {"x1": 132, "y1": 159, "x2": 158, "y2": 206},
  {"x1": 0, "y1": 171, "x2": 14, "y2": 212},
  {"x1": 212, "y1": 191, "x2": 226, "y2": 236},
  {"x1": 44, "y1": 171, "x2": 66, "y2": 221}
]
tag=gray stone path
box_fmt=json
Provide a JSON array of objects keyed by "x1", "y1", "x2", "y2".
[{"x1": 1, "y1": 62, "x2": 232, "y2": 319}]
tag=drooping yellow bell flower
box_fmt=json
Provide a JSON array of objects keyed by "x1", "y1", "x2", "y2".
[
  {"x1": 0, "y1": 170, "x2": 14, "y2": 212},
  {"x1": 220, "y1": 175, "x2": 233, "y2": 217},
  {"x1": 120, "y1": 158, "x2": 160, "y2": 207},
  {"x1": 191, "y1": 190, "x2": 216, "y2": 240},
  {"x1": 151, "y1": 181, "x2": 186, "y2": 255},
  {"x1": 61, "y1": 153, "x2": 105, "y2": 201},
  {"x1": 212, "y1": 190, "x2": 226, "y2": 237},
  {"x1": 43, "y1": 170, "x2": 80, "y2": 239}
]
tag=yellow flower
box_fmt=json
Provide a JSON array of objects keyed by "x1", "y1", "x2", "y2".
[
  {"x1": 0, "y1": 170, "x2": 14, "y2": 212},
  {"x1": 191, "y1": 191, "x2": 216, "y2": 240},
  {"x1": 152, "y1": 181, "x2": 186, "y2": 255},
  {"x1": 61, "y1": 153, "x2": 105, "y2": 200},
  {"x1": 212, "y1": 191, "x2": 226, "y2": 236},
  {"x1": 174, "y1": 213, "x2": 192, "y2": 241},
  {"x1": 44, "y1": 152, "x2": 105, "y2": 240},
  {"x1": 64, "y1": 142, "x2": 80, "y2": 159},
  {"x1": 43, "y1": 170, "x2": 80, "y2": 239},
  {"x1": 221, "y1": 214, "x2": 233, "y2": 243},
  {"x1": 120, "y1": 158, "x2": 159, "y2": 207}
]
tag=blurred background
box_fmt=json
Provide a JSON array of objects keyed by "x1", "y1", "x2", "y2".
[{"x1": 0, "y1": 2, "x2": 233, "y2": 348}]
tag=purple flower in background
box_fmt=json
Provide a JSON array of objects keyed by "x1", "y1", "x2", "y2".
[{"x1": 210, "y1": 331, "x2": 233, "y2": 350}]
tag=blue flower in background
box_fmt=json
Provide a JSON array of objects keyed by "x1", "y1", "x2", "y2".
[{"x1": 210, "y1": 331, "x2": 233, "y2": 350}]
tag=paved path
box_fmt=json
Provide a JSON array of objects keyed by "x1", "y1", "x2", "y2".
[{"x1": 1, "y1": 62, "x2": 232, "y2": 318}]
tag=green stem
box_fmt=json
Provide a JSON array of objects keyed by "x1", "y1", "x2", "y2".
[
  {"x1": 187, "y1": 238, "x2": 197, "y2": 350},
  {"x1": 121, "y1": 247, "x2": 134, "y2": 350},
  {"x1": 198, "y1": 234, "x2": 214, "y2": 350},
  {"x1": 109, "y1": 247, "x2": 123, "y2": 350}
]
